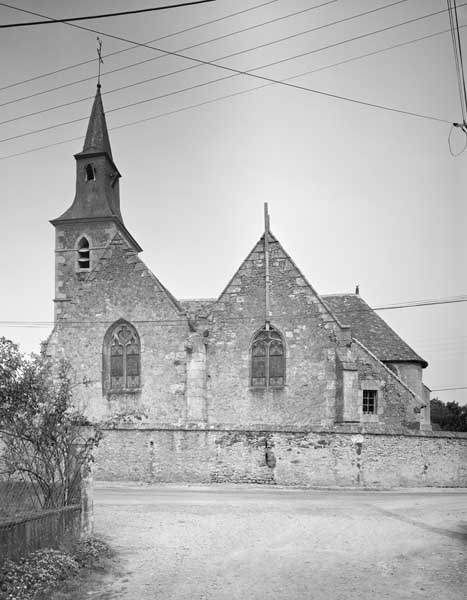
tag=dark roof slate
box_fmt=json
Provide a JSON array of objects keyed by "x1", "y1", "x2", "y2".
[
  {"x1": 77, "y1": 85, "x2": 113, "y2": 159},
  {"x1": 322, "y1": 294, "x2": 428, "y2": 367}
]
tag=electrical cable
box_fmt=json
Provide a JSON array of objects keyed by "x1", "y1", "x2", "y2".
[
  {"x1": 0, "y1": 295, "x2": 466, "y2": 327},
  {"x1": 447, "y1": 0, "x2": 467, "y2": 153},
  {"x1": 0, "y1": 3, "x2": 430, "y2": 129},
  {"x1": 0, "y1": 2, "x2": 455, "y2": 144},
  {"x1": 0, "y1": 1, "x2": 348, "y2": 117},
  {"x1": 1, "y1": 23, "x2": 464, "y2": 160},
  {"x1": 448, "y1": 122, "x2": 467, "y2": 155},
  {"x1": 447, "y1": 0, "x2": 467, "y2": 123},
  {"x1": 0, "y1": 0, "x2": 283, "y2": 92},
  {"x1": 0, "y1": 1, "x2": 216, "y2": 28},
  {"x1": 452, "y1": 0, "x2": 467, "y2": 119},
  {"x1": 1, "y1": 1, "x2": 461, "y2": 122},
  {"x1": 431, "y1": 386, "x2": 467, "y2": 391},
  {"x1": 448, "y1": 1, "x2": 466, "y2": 121},
  {"x1": 0, "y1": 0, "x2": 401, "y2": 111}
]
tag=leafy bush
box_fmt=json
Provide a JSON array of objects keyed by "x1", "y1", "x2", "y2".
[
  {"x1": 0, "y1": 537, "x2": 111, "y2": 600},
  {"x1": 0, "y1": 549, "x2": 78, "y2": 600},
  {"x1": 72, "y1": 537, "x2": 111, "y2": 568},
  {"x1": 0, "y1": 337, "x2": 102, "y2": 511}
]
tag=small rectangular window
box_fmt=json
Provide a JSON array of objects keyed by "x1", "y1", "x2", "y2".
[{"x1": 363, "y1": 389, "x2": 377, "y2": 414}]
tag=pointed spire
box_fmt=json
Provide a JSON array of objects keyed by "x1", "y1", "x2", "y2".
[
  {"x1": 80, "y1": 84, "x2": 113, "y2": 159},
  {"x1": 51, "y1": 83, "x2": 141, "y2": 251}
]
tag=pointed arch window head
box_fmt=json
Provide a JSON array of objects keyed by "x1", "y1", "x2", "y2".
[
  {"x1": 104, "y1": 321, "x2": 140, "y2": 393},
  {"x1": 77, "y1": 236, "x2": 90, "y2": 270},
  {"x1": 251, "y1": 326, "x2": 285, "y2": 388},
  {"x1": 85, "y1": 164, "x2": 95, "y2": 181}
]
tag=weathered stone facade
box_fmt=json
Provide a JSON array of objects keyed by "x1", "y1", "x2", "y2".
[
  {"x1": 44, "y1": 85, "x2": 467, "y2": 487},
  {"x1": 93, "y1": 426, "x2": 467, "y2": 488}
]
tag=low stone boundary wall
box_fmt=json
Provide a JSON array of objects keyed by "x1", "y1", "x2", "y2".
[
  {"x1": 0, "y1": 505, "x2": 81, "y2": 562},
  {"x1": 94, "y1": 426, "x2": 467, "y2": 488}
]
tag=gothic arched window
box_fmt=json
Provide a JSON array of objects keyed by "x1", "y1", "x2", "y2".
[
  {"x1": 251, "y1": 326, "x2": 285, "y2": 388},
  {"x1": 103, "y1": 320, "x2": 141, "y2": 392},
  {"x1": 77, "y1": 236, "x2": 90, "y2": 270}
]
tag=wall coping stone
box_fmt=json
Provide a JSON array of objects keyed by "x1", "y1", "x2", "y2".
[{"x1": 100, "y1": 423, "x2": 467, "y2": 439}]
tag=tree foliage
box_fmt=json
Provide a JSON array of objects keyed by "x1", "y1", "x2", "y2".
[
  {"x1": 0, "y1": 337, "x2": 101, "y2": 510},
  {"x1": 430, "y1": 397, "x2": 467, "y2": 432}
]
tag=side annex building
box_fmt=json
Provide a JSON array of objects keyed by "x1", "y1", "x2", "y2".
[{"x1": 45, "y1": 86, "x2": 467, "y2": 487}]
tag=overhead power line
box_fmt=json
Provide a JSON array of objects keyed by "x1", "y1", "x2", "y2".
[
  {"x1": 447, "y1": 0, "x2": 467, "y2": 155},
  {"x1": 373, "y1": 296, "x2": 467, "y2": 310},
  {"x1": 1, "y1": 22, "x2": 463, "y2": 161},
  {"x1": 448, "y1": 0, "x2": 467, "y2": 122},
  {"x1": 0, "y1": 0, "x2": 343, "y2": 112},
  {"x1": 431, "y1": 386, "x2": 467, "y2": 392},
  {"x1": 0, "y1": 1, "x2": 455, "y2": 145},
  {"x1": 0, "y1": 2, "x2": 420, "y2": 129},
  {"x1": 0, "y1": 1, "x2": 283, "y2": 91},
  {"x1": 0, "y1": 295, "x2": 465, "y2": 327},
  {"x1": 0, "y1": 1, "x2": 216, "y2": 28},
  {"x1": 0, "y1": 0, "x2": 401, "y2": 111}
]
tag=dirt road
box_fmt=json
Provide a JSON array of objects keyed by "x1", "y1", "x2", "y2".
[{"x1": 87, "y1": 485, "x2": 467, "y2": 599}]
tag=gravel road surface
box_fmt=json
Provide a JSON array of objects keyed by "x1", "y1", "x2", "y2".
[{"x1": 86, "y1": 484, "x2": 467, "y2": 599}]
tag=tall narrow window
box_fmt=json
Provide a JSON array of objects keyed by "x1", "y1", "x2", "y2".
[
  {"x1": 104, "y1": 321, "x2": 141, "y2": 392},
  {"x1": 77, "y1": 237, "x2": 90, "y2": 270},
  {"x1": 85, "y1": 164, "x2": 95, "y2": 181},
  {"x1": 251, "y1": 326, "x2": 285, "y2": 388}
]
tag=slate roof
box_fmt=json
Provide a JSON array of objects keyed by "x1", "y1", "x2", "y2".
[
  {"x1": 322, "y1": 294, "x2": 428, "y2": 368},
  {"x1": 78, "y1": 84, "x2": 113, "y2": 159}
]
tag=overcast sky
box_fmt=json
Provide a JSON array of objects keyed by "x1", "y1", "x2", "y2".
[{"x1": 1, "y1": 0, "x2": 466, "y2": 404}]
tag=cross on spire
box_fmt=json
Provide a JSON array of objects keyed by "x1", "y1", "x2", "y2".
[{"x1": 97, "y1": 36, "x2": 103, "y2": 86}]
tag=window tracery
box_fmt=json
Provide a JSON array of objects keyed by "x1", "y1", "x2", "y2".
[
  {"x1": 251, "y1": 326, "x2": 285, "y2": 388},
  {"x1": 104, "y1": 321, "x2": 141, "y2": 392}
]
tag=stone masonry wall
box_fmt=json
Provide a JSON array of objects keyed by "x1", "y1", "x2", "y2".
[
  {"x1": 206, "y1": 235, "x2": 344, "y2": 427},
  {"x1": 48, "y1": 228, "x2": 425, "y2": 429},
  {"x1": 353, "y1": 344, "x2": 421, "y2": 429},
  {"x1": 48, "y1": 231, "x2": 190, "y2": 422},
  {"x1": 94, "y1": 427, "x2": 467, "y2": 488}
]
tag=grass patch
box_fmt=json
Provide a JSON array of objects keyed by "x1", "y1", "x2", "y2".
[{"x1": 0, "y1": 537, "x2": 112, "y2": 600}]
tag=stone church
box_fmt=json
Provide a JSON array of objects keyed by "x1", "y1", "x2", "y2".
[{"x1": 45, "y1": 86, "x2": 467, "y2": 488}]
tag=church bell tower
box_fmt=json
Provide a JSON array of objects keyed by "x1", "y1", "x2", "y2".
[{"x1": 50, "y1": 85, "x2": 141, "y2": 321}]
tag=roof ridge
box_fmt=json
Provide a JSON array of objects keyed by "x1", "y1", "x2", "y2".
[{"x1": 321, "y1": 293, "x2": 357, "y2": 297}]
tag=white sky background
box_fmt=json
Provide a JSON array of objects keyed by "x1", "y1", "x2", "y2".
[{"x1": 0, "y1": 0, "x2": 466, "y2": 404}]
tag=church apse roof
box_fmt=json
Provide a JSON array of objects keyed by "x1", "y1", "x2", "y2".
[{"x1": 322, "y1": 293, "x2": 428, "y2": 367}]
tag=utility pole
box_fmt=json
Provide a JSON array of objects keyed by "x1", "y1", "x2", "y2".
[{"x1": 264, "y1": 202, "x2": 271, "y2": 329}]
